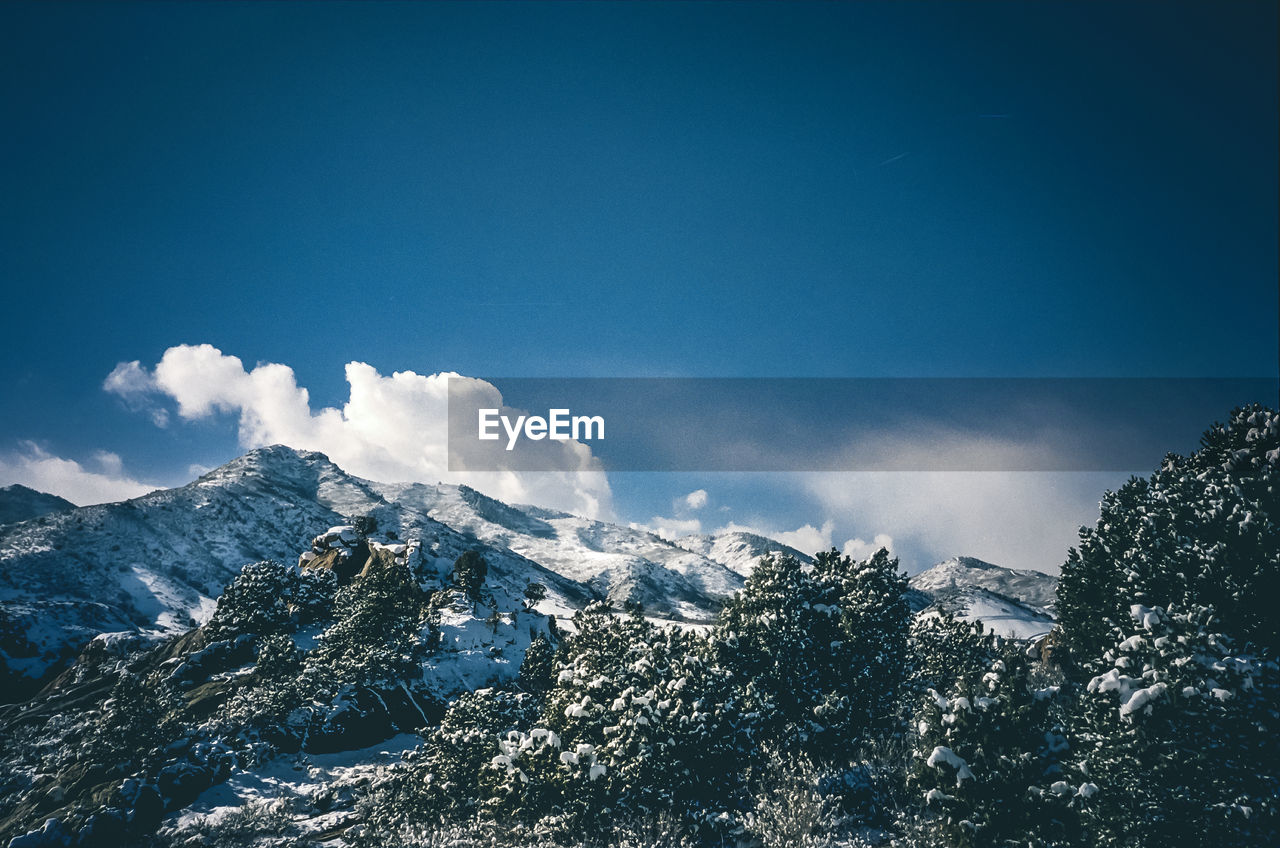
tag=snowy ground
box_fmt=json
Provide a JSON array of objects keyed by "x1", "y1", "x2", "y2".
[{"x1": 162, "y1": 733, "x2": 422, "y2": 844}]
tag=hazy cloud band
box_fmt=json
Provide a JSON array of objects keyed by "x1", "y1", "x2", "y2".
[{"x1": 449, "y1": 377, "x2": 1277, "y2": 472}]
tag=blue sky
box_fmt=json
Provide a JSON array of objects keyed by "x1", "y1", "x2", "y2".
[{"x1": 1, "y1": 1, "x2": 1276, "y2": 573}]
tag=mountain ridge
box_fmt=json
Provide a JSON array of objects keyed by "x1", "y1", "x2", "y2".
[
  {"x1": 0, "y1": 446, "x2": 589, "y2": 700},
  {"x1": 0, "y1": 484, "x2": 76, "y2": 526},
  {"x1": 0, "y1": 446, "x2": 1063, "y2": 701},
  {"x1": 907, "y1": 555, "x2": 1057, "y2": 639}
]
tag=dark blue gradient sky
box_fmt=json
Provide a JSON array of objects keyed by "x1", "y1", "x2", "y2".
[{"x1": 1, "y1": 1, "x2": 1275, "y2": 570}]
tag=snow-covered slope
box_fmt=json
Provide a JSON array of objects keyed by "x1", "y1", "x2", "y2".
[
  {"x1": 0, "y1": 484, "x2": 75, "y2": 525},
  {"x1": 910, "y1": 556, "x2": 1058, "y2": 611},
  {"x1": 374, "y1": 482, "x2": 745, "y2": 619},
  {"x1": 909, "y1": 556, "x2": 1058, "y2": 639},
  {"x1": 0, "y1": 447, "x2": 588, "y2": 697},
  {"x1": 676, "y1": 530, "x2": 814, "y2": 577},
  {"x1": 1, "y1": 447, "x2": 801, "y2": 698}
]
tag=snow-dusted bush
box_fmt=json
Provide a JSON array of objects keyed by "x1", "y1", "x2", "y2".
[
  {"x1": 206, "y1": 560, "x2": 337, "y2": 641},
  {"x1": 908, "y1": 611, "x2": 999, "y2": 697},
  {"x1": 356, "y1": 689, "x2": 540, "y2": 836},
  {"x1": 744, "y1": 747, "x2": 843, "y2": 848},
  {"x1": 906, "y1": 648, "x2": 1076, "y2": 847},
  {"x1": 1065, "y1": 603, "x2": 1278, "y2": 847},
  {"x1": 519, "y1": 633, "x2": 556, "y2": 694},
  {"x1": 152, "y1": 798, "x2": 305, "y2": 847},
  {"x1": 453, "y1": 550, "x2": 490, "y2": 603},
  {"x1": 80, "y1": 668, "x2": 184, "y2": 776},
  {"x1": 714, "y1": 548, "x2": 911, "y2": 761},
  {"x1": 206, "y1": 560, "x2": 298, "y2": 640},
  {"x1": 905, "y1": 406, "x2": 1280, "y2": 847},
  {"x1": 1050, "y1": 405, "x2": 1280, "y2": 846},
  {"x1": 495, "y1": 603, "x2": 744, "y2": 838},
  {"x1": 303, "y1": 558, "x2": 428, "y2": 694},
  {"x1": 359, "y1": 603, "x2": 745, "y2": 843}
]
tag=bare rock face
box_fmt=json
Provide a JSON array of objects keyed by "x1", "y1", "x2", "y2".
[{"x1": 301, "y1": 535, "x2": 419, "y2": 586}]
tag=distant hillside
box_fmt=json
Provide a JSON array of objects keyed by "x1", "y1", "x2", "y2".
[
  {"x1": 0, "y1": 484, "x2": 75, "y2": 525},
  {"x1": 908, "y1": 555, "x2": 1058, "y2": 639},
  {"x1": 676, "y1": 530, "x2": 814, "y2": 577}
]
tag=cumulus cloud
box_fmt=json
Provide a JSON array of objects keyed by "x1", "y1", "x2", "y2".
[
  {"x1": 774, "y1": 427, "x2": 1130, "y2": 574},
  {"x1": 103, "y1": 360, "x2": 155, "y2": 396},
  {"x1": 633, "y1": 516, "x2": 703, "y2": 542},
  {"x1": 0, "y1": 441, "x2": 157, "y2": 505},
  {"x1": 771, "y1": 520, "x2": 835, "y2": 555},
  {"x1": 106, "y1": 344, "x2": 613, "y2": 519},
  {"x1": 843, "y1": 533, "x2": 895, "y2": 561},
  {"x1": 684, "y1": 489, "x2": 709, "y2": 510}
]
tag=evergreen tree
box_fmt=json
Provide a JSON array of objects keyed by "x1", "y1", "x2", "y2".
[
  {"x1": 1066, "y1": 603, "x2": 1279, "y2": 847},
  {"x1": 453, "y1": 550, "x2": 489, "y2": 603},
  {"x1": 350, "y1": 514, "x2": 379, "y2": 538},
  {"x1": 912, "y1": 406, "x2": 1280, "y2": 847},
  {"x1": 80, "y1": 669, "x2": 182, "y2": 777},
  {"x1": 714, "y1": 549, "x2": 910, "y2": 761},
  {"x1": 205, "y1": 560, "x2": 337, "y2": 641},
  {"x1": 304, "y1": 558, "x2": 427, "y2": 693},
  {"x1": 518, "y1": 633, "x2": 555, "y2": 694},
  {"x1": 908, "y1": 611, "x2": 999, "y2": 697},
  {"x1": 523, "y1": 581, "x2": 548, "y2": 607},
  {"x1": 205, "y1": 560, "x2": 297, "y2": 640},
  {"x1": 370, "y1": 603, "x2": 747, "y2": 842},
  {"x1": 364, "y1": 688, "x2": 540, "y2": 833},
  {"x1": 1058, "y1": 405, "x2": 1280, "y2": 661},
  {"x1": 906, "y1": 647, "x2": 1076, "y2": 847},
  {"x1": 813, "y1": 547, "x2": 912, "y2": 735}
]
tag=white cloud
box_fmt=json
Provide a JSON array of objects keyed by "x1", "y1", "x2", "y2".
[
  {"x1": 107, "y1": 344, "x2": 614, "y2": 520},
  {"x1": 803, "y1": 470, "x2": 1118, "y2": 574},
  {"x1": 632, "y1": 516, "x2": 703, "y2": 542},
  {"x1": 771, "y1": 520, "x2": 834, "y2": 555},
  {"x1": 683, "y1": 489, "x2": 709, "y2": 510},
  {"x1": 786, "y1": 428, "x2": 1131, "y2": 574},
  {"x1": 103, "y1": 360, "x2": 155, "y2": 396},
  {"x1": 707, "y1": 519, "x2": 835, "y2": 557},
  {"x1": 843, "y1": 533, "x2": 895, "y2": 561},
  {"x1": 0, "y1": 441, "x2": 157, "y2": 505},
  {"x1": 103, "y1": 360, "x2": 169, "y2": 426},
  {"x1": 91, "y1": 450, "x2": 126, "y2": 477}
]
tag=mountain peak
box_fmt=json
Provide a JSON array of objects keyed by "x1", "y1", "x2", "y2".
[
  {"x1": 910, "y1": 555, "x2": 1058, "y2": 612},
  {"x1": 224, "y1": 443, "x2": 335, "y2": 470},
  {"x1": 0, "y1": 484, "x2": 77, "y2": 525},
  {"x1": 933, "y1": 555, "x2": 1003, "y2": 571},
  {"x1": 676, "y1": 530, "x2": 814, "y2": 578},
  {"x1": 194, "y1": 445, "x2": 345, "y2": 485}
]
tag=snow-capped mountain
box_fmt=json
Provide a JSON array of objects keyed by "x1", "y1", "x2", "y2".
[
  {"x1": 375, "y1": 482, "x2": 745, "y2": 620},
  {"x1": 0, "y1": 484, "x2": 76, "y2": 525},
  {"x1": 0, "y1": 446, "x2": 1068, "y2": 704},
  {"x1": 908, "y1": 556, "x2": 1057, "y2": 639},
  {"x1": 910, "y1": 556, "x2": 1058, "y2": 610},
  {"x1": 675, "y1": 530, "x2": 814, "y2": 577},
  {"x1": 0, "y1": 447, "x2": 769, "y2": 699},
  {"x1": 0, "y1": 446, "x2": 589, "y2": 699}
]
